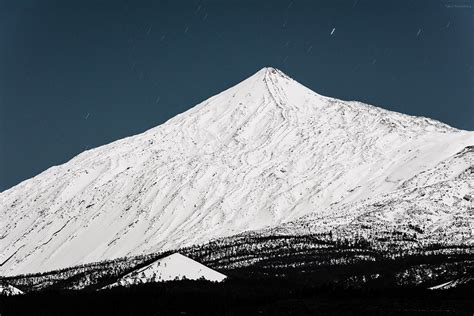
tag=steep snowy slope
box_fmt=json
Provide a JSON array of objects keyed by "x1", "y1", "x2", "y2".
[
  {"x1": 104, "y1": 253, "x2": 226, "y2": 288},
  {"x1": 268, "y1": 179, "x2": 473, "y2": 247},
  {"x1": 269, "y1": 145, "x2": 473, "y2": 247},
  {"x1": 1, "y1": 67, "x2": 473, "y2": 276}
]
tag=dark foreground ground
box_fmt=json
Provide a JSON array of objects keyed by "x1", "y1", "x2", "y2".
[{"x1": 1, "y1": 279, "x2": 473, "y2": 316}]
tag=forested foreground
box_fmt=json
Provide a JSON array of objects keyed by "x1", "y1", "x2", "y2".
[
  {"x1": 1, "y1": 234, "x2": 473, "y2": 315},
  {"x1": 1, "y1": 278, "x2": 473, "y2": 316},
  {"x1": 4, "y1": 233, "x2": 473, "y2": 293}
]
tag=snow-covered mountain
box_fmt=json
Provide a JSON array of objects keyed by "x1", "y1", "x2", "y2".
[{"x1": 1, "y1": 67, "x2": 473, "y2": 276}]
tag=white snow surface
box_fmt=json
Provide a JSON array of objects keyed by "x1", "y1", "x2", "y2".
[
  {"x1": 1, "y1": 67, "x2": 473, "y2": 276},
  {"x1": 429, "y1": 276, "x2": 473, "y2": 290},
  {"x1": 105, "y1": 253, "x2": 226, "y2": 288}
]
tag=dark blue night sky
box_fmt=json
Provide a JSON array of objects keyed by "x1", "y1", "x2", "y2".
[{"x1": 0, "y1": 0, "x2": 472, "y2": 191}]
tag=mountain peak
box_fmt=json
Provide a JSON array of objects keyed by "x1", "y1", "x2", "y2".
[
  {"x1": 256, "y1": 66, "x2": 280, "y2": 74},
  {"x1": 249, "y1": 66, "x2": 292, "y2": 83}
]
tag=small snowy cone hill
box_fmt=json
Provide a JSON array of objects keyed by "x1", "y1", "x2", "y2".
[
  {"x1": 0, "y1": 283, "x2": 24, "y2": 296},
  {"x1": 105, "y1": 253, "x2": 226, "y2": 288}
]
